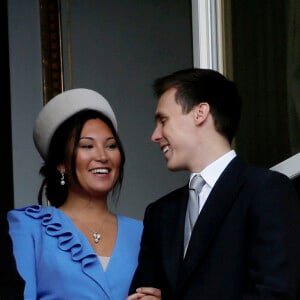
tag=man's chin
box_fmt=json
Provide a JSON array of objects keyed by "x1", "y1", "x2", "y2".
[{"x1": 166, "y1": 161, "x2": 184, "y2": 172}]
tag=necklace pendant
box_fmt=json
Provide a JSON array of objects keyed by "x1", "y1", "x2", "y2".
[{"x1": 93, "y1": 232, "x2": 101, "y2": 243}]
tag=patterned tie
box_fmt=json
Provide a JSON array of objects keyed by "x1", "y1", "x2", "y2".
[{"x1": 184, "y1": 174, "x2": 205, "y2": 253}]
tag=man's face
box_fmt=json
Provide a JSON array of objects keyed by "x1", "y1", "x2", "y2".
[{"x1": 151, "y1": 88, "x2": 197, "y2": 171}]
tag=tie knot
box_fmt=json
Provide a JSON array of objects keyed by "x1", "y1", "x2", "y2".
[{"x1": 189, "y1": 175, "x2": 205, "y2": 193}]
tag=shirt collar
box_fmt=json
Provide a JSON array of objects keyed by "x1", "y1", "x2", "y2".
[{"x1": 190, "y1": 150, "x2": 236, "y2": 188}]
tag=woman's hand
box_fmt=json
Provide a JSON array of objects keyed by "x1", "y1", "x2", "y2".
[{"x1": 127, "y1": 287, "x2": 161, "y2": 300}]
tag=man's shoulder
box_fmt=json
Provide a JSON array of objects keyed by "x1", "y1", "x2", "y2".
[
  {"x1": 159, "y1": 183, "x2": 188, "y2": 199},
  {"x1": 147, "y1": 184, "x2": 188, "y2": 211},
  {"x1": 227, "y1": 155, "x2": 291, "y2": 182}
]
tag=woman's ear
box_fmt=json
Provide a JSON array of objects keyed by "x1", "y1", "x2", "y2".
[
  {"x1": 57, "y1": 164, "x2": 66, "y2": 186},
  {"x1": 56, "y1": 164, "x2": 65, "y2": 174},
  {"x1": 193, "y1": 102, "x2": 210, "y2": 125}
]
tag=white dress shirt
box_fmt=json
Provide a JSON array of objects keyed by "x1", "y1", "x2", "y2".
[{"x1": 189, "y1": 150, "x2": 237, "y2": 214}]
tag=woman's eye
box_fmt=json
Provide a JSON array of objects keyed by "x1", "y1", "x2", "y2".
[
  {"x1": 106, "y1": 143, "x2": 118, "y2": 150},
  {"x1": 79, "y1": 144, "x2": 93, "y2": 149}
]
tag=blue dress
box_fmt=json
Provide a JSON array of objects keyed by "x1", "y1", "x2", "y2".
[{"x1": 7, "y1": 204, "x2": 143, "y2": 300}]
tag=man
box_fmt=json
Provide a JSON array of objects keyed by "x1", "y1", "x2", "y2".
[{"x1": 128, "y1": 68, "x2": 300, "y2": 299}]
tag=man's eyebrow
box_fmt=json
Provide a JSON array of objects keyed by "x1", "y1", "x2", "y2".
[{"x1": 154, "y1": 112, "x2": 164, "y2": 122}]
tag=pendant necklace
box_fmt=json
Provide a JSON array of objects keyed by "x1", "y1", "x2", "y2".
[{"x1": 70, "y1": 211, "x2": 110, "y2": 244}]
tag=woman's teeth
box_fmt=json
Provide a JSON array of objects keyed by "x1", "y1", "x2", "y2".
[{"x1": 91, "y1": 168, "x2": 109, "y2": 174}]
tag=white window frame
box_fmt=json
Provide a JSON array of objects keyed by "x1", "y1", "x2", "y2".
[{"x1": 192, "y1": 0, "x2": 224, "y2": 74}]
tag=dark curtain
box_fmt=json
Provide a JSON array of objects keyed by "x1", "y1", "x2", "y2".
[
  {"x1": 231, "y1": 0, "x2": 299, "y2": 168},
  {"x1": 287, "y1": 0, "x2": 300, "y2": 155},
  {"x1": 1, "y1": 0, "x2": 15, "y2": 212}
]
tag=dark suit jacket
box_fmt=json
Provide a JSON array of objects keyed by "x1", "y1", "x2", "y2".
[
  {"x1": 129, "y1": 156, "x2": 300, "y2": 299},
  {"x1": 0, "y1": 212, "x2": 25, "y2": 300}
]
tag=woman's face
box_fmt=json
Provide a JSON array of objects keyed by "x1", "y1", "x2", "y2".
[{"x1": 68, "y1": 118, "x2": 121, "y2": 197}]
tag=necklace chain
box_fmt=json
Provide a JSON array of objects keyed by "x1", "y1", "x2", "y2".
[{"x1": 70, "y1": 211, "x2": 110, "y2": 244}]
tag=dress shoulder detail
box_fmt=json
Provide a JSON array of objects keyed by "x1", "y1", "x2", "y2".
[{"x1": 22, "y1": 204, "x2": 97, "y2": 265}]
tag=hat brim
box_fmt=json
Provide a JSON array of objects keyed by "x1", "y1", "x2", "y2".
[{"x1": 33, "y1": 88, "x2": 117, "y2": 160}]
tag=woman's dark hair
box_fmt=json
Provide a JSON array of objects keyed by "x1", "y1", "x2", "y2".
[{"x1": 38, "y1": 109, "x2": 125, "y2": 207}]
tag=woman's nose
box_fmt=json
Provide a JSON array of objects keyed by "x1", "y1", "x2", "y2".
[{"x1": 95, "y1": 147, "x2": 108, "y2": 161}]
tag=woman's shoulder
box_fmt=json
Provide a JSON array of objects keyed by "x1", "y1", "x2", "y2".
[
  {"x1": 118, "y1": 214, "x2": 142, "y2": 223},
  {"x1": 117, "y1": 214, "x2": 143, "y2": 231},
  {"x1": 7, "y1": 204, "x2": 57, "y2": 225},
  {"x1": 117, "y1": 215, "x2": 143, "y2": 246},
  {"x1": 8, "y1": 204, "x2": 49, "y2": 215}
]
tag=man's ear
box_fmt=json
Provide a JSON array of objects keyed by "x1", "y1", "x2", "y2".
[{"x1": 193, "y1": 102, "x2": 210, "y2": 125}]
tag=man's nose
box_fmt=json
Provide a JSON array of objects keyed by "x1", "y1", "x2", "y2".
[{"x1": 151, "y1": 126, "x2": 162, "y2": 143}]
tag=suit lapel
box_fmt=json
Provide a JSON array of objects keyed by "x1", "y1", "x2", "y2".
[
  {"x1": 161, "y1": 185, "x2": 189, "y2": 290},
  {"x1": 178, "y1": 157, "x2": 247, "y2": 287}
]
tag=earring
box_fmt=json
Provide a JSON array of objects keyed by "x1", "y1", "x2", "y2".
[{"x1": 60, "y1": 171, "x2": 65, "y2": 186}]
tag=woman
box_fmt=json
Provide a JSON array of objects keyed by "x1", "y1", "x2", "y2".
[{"x1": 7, "y1": 88, "x2": 143, "y2": 299}]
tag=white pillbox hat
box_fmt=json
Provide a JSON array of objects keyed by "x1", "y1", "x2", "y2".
[{"x1": 33, "y1": 88, "x2": 117, "y2": 160}]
